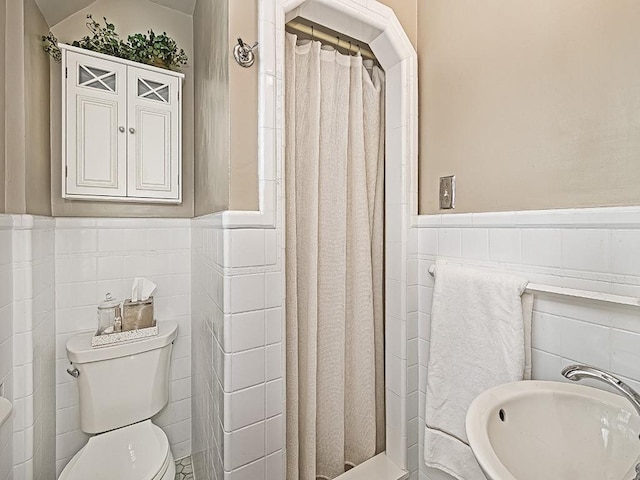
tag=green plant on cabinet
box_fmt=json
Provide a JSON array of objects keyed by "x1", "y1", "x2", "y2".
[{"x1": 42, "y1": 15, "x2": 188, "y2": 72}]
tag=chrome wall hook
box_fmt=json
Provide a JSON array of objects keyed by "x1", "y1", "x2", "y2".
[{"x1": 234, "y1": 37, "x2": 258, "y2": 68}]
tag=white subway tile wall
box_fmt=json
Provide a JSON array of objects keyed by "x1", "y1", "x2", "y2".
[
  {"x1": 0, "y1": 216, "x2": 13, "y2": 480},
  {"x1": 413, "y1": 208, "x2": 640, "y2": 480},
  {"x1": 2, "y1": 205, "x2": 635, "y2": 480},
  {"x1": 54, "y1": 218, "x2": 192, "y2": 475},
  {"x1": 191, "y1": 217, "x2": 283, "y2": 480},
  {"x1": 191, "y1": 216, "x2": 226, "y2": 480},
  {"x1": 0, "y1": 215, "x2": 57, "y2": 480},
  {"x1": 12, "y1": 217, "x2": 56, "y2": 480}
]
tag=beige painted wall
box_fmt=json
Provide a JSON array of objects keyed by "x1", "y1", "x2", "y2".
[
  {"x1": 4, "y1": 0, "x2": 27, "y2": 214},
  {"x1": 418, "y1": 1, "x2": 640, "y2": 214},
  {"x1": 380, "y1": 0, "x2": 417, "y2": 49},
  {"x1": 50, "y1": 0, "x2": 195, "y2": 217},
  {"x1": 25, "y1": 0, "x2": 52, "y2": 215},
  {"x1": 228, "y1": 0, "x2": 258, "y2": 211},
  {"x1": 193, "y1": 0, "x2": 230, "y2": 215},
  {"x1": 228, "y1": 0, "x2": 640, "y2": 215},
  {"x1": 191, "y1": 0, "x2": 413, "y2": 215},
  {"x1": 4, "y1": 0, "x2": 52, "y2": 215},
  {"x1": 194, "y1": 0, "x2": 259, "y2": 216},
  {"x1": 0, "y1": 0, "x2": 5, "y2": 213},
  {"x1": 204, "y1": 0, "x2": 414, "y2": 215}
]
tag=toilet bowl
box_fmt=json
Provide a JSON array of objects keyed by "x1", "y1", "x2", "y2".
[
  {"x1": 59, "y1": 321, "x2": 179, "y2": 480},
  {"x1": 59, "y1": 420, "x2": 176, "y2": 480}
]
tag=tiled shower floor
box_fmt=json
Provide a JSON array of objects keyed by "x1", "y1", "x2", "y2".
[{"x1": 175, "y1": 456, "x2": 194, "y2": 480}]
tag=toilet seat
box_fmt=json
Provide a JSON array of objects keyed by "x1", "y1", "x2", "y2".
[{"x1": 58, "y1": 420, "x2": 172, "y2": 480}]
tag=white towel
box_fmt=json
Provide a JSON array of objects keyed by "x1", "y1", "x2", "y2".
[{"x1": 424, "y1": 261, "x2": 532, "y2": 480}]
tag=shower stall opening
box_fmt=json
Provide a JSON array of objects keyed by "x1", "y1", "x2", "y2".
[{"x1": 284, "y1": 17, "x2": 386, "y2": 480}]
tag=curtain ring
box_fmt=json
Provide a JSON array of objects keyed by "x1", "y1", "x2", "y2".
[{"x1": 311, "y1": 25, "x2": 314, "y2": 42}]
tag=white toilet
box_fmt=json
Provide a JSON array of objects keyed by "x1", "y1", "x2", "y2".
[{"x1": 59, "y1": 321, "x2": 179, "y2": 480}]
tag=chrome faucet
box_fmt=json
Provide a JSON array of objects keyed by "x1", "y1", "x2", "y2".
[{"x1": 562, "y1": 364, "x2": 640, "y2": 417}]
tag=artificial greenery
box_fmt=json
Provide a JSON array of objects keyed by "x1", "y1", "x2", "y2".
[
  {"x1": 127, "y1": 30, "x2": 188, "y2": 69},
  {"x1": 42, "y1": 15, "x2": 188, "y2": 71},
  {"x1": 71, "y1": 15, "x2": 129, "y2": 59},
  {"x1": 42, "y1": 32, "x2": 62, "y2": 62}
]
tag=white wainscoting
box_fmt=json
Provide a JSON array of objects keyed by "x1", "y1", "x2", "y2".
[
  {"x1": 191, "y1": 216, "x2": 283, "y2": 480},
  {"x1": 413, "y1": 207, "x2": 640, "y2": 480},
  {"x1": 54, "y1": 218, "x2": 192, "y2": 475},
  {"x1": 0, "y1": 215, "x2": 13, "y2": 480}
]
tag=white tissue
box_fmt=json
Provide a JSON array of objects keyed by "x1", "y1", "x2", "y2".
[{"x1": 131, "y1": 277, "x2": 157, "y2": 302}]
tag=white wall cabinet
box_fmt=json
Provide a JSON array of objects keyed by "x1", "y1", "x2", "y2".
[{"x1": 61, "y1": 45, "x2": 184, "y2": 204}]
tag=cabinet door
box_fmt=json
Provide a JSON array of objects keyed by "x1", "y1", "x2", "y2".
[
  {"x1": 65, "y1": 51, "x2": 128, "y2": 198},
  {"x1": 126, "y1": 66, "x2": 181, "y2": 201}
]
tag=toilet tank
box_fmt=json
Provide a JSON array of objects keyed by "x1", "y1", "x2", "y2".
[{"x1": 66, "y1": 321, "x2": 178, "y2": 434}]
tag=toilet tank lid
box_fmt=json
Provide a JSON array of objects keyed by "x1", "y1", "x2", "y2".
[{"x1": 66, "y1": 321, "x2": 178, "y2": 364}]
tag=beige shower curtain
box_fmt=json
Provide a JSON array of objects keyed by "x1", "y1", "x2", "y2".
[{"x1": 285, "y1": 33, "x2": 385, "y2": 480}]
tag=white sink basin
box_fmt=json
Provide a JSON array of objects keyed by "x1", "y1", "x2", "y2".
[{"x1": 466, "y1": 381, "x2": 640, "y2": 480}]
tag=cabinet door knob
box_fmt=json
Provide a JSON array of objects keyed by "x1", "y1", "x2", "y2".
[
  {"x1": 129, "y1": 127, "x2": 136, "y2": 134},
  {"x1": 119, "y1": 126, "x2": 125, "y2": 133}
]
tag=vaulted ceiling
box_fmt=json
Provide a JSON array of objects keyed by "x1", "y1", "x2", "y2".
[{"x1": 34, "y1": 0, "x2": 197, "y2": 27}]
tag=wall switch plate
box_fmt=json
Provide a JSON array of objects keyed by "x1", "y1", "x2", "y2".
[{"x1": 439, "y1": 175, "x2": 455, "y2": 209}]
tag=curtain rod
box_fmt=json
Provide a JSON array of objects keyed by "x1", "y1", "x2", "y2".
[
  {"x1": 285, "y1": 20, "x2": 377, "y2": 62},
  {"x1": 427, "y1": 265, "x2": 640, "y2": 307}
]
